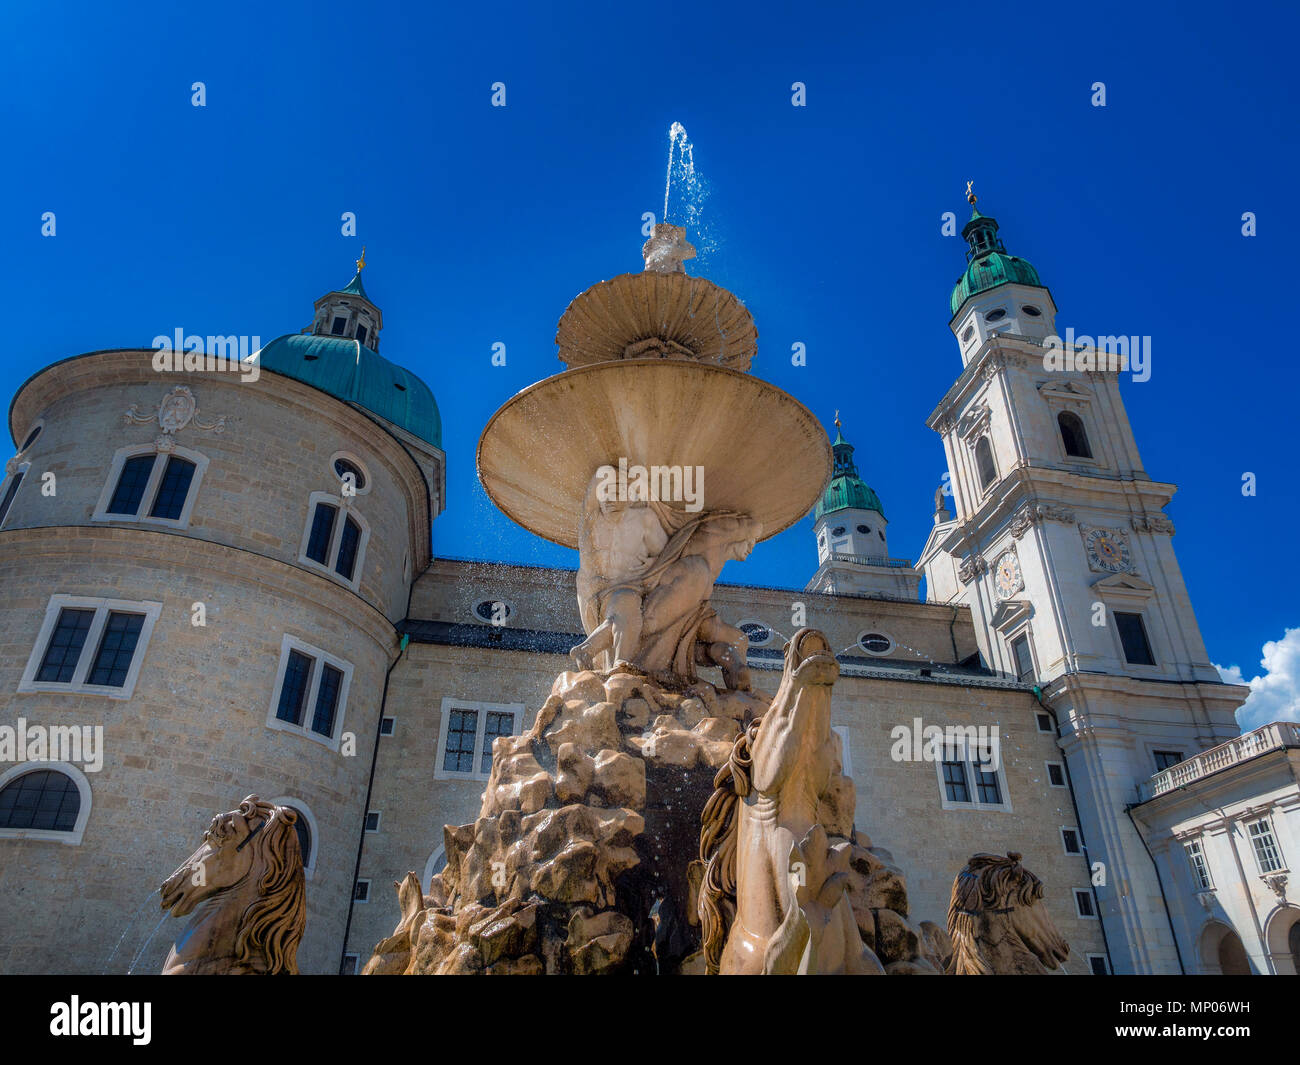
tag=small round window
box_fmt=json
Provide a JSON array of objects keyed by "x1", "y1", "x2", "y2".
[
  {"x1": 738, "y1": 621, "x2": 773, "y2": 647},
  {"x1": 961, "y1": 325, "x2": 975, "y2": 343},
  {"x1": 474, "y1": 600, "x2": 513, "y2": 624},
  {"x1": 832, "y1": 526, "x2": 847, "y2": 537},
  {"x1": 859, "y1": 632, "x2": 893, "y2": 655},
  {"x1": 334, "y1": 458, "x2": 366, "y2": 491},
  {"x1": 1022, "y1": 305, "x2": 1042, "y2": 317},
  {"x1": 985, "y1": 309, "x2": 1007, "y2": 323}
]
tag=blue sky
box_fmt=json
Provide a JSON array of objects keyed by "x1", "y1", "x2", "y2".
[{"x1": 2, "y1": 0, "x2": 1296, "y2": 688}]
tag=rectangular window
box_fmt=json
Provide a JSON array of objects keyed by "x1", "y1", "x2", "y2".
[
  {"x1": 1011, "y1": 634, "x2": 1035, "y2": 682},
  {"x1": 266, "y1": 636, "x2": 352, "y2": 747},
  {"x1": 1153, "y1": 749, "x2": 1184, "y2": 772},
  {"x1": 443, "y1": 708, "x2": 478, "y2": 774},
  {"x1": 1047, "y1": 762, "x2": 1066, "y2": 787},
  {"x1": 86, "y1": 611, "x2": 146, "y2": 687},
  {"x1": 1035, "y1": 712, "x2": 1053, "y2": 733},
  {"x1": 1087, "y1": 954, "x2": 1109, "y2": 975},
  {"x1": 1248, "y1": 819, "x2": 1284, "y2": 874},
  {"x1": 356, "y1": 324, "x2": 368, "y2": 346},
  {"x1": 1062, "y1": 828, "x2": 1082, "y2": 855},
  {"x1": 941, "y1": 760, "x2": 970, "y2": 803},
  {"x1": 1115, "y1": 611, "x2": 1155, "y2": 665},
  {"x1": 0, "y1": 470, "x2": 25, "y2": 526},
  {"x1": 106, "y1": 454, "x2": 157, "y2": 516},
  {"x1": 1074, "y1": 889, "x2": 1097, "y2": 918},
  {"x1": 148, "y1": 456, "x2": 197, "y2": 521},
  {"x1": 364, "y1": 811, "x2": 381, "y2": 832},
  {"x1": 435, "y1": 699, "x2": 523, "y2": 781},
  {"x1": 21, "y1": 596, "x2": 161, "y2": 698},
  {"x1": 35, "y1": 608, "x2": 96, "y2": 683},
  {"x1": 974, "y1": 764, "x2": 1002, "y2": 805},
  {"x1": 379, "y1": 716, "x2": 395, "y2": 736},
  {"x1": 305, "y1": 503, "x2": 337, "y2": 565},
  {"x1": 311, "y1": 663, "x2": 343, "y2": 737},
  {"x1": 1185, "y1": 840, "x2": 1212, "y2": 890},
  {"x1": 353, "y1": 879, "x2": 370, "y2": 902},
  {"x1": 340, "y1": 953, "x2": 360, "y2": 976},
  {"x1": 335, "y1": 515, "x2": 361, "y2": 580},
  {"x1": 276, "y1": 649, "x2": 314, "y2": 727},
  {"x1": 331, "y1": 316, "x2": 347, "y2": 336},
  {"x1": 481, "y1": 711, "x2": 514, "y2": 774}
]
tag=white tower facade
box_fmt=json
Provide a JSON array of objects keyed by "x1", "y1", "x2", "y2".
[{"x1": 918, "y1": 195, "x2": 1248, "y2": 973}]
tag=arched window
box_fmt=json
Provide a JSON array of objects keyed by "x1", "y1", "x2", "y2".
[
  {"x1": 975, "y1": 437, "x2": 997, "y2": 491},
  {"x1": 1058, "y1": 411, "x2": 1093, "y2": 459},
  {"x1": 267, "y1": 796, "x2": 318, "y2": 879},
  {"x1": 0, "y1": 763, "x2": 92, "y2": 844},
  {"x1": 300, "y1": 492, "x2": 369, "y2": 588},
  {"x1": 94, "y1": 444, "x2": 208, "y2": 528}
]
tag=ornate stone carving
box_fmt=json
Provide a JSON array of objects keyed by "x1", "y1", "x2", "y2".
[
  {"x1": 158, "y1": 795, "x2": 306, "y2": 975},
  {"x1": 945, "y1": 852, "x2": 1070, "y2": 975},
  {"x1": 956, "y1": 403, "x2": 991, "y2": 441},
  {"x1": 980, "y1": 353, "x2": 1005, "y2": 381},
  {"x1": 1263, "y1": 873, "x2": 1289, "y2": 901},
  {"x1": 125, "y1": 385, "x2": 227, "y2": 450},
  {"x1": 569, "y1": 471, "x2": 760, "y2": 689},
  {"x1": 1010, "y1": 501, "x2": 1076, "y2": 540},
  {"x1": 958, "y1": 554, "x2": 987, "y2": 584},
  {"x1": 699, "y1": 630, "x2": 884, "y2": 975},
  {"x1": 1132, "y1": 513, "x2": 1176, "y2": 535}
]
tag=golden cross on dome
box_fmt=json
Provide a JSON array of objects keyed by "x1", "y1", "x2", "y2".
[
  {"x1": 834, "y1": 409, "x2": 841, "y2": 429},
  {"x1": 356, "y1": 245, "x2": 367, "y2": 273},
  {"x1": 966, "y1": 181, "x2": 977, "y2": 205}
]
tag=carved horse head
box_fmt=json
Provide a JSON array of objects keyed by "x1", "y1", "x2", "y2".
[{"x1": 946, "y1": 852, "x2": 1070, "y2": 975}]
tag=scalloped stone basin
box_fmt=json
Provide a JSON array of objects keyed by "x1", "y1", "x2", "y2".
[
  {"x1": 555, "y1": 271, "x2": 758, "y2": 371},
  {"x1": 477, "y1": 359, "x2": 831, "y2": 549}
]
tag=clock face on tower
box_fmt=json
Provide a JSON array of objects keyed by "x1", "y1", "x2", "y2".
[
  {"x1": 1084, "y1": 527, "x2": 1130, "y2": 572},
  {"x1": 994, "y1": 550, "x2": 1022, "y2": 598}
]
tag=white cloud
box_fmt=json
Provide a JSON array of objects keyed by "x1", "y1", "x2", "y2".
[{"x1": 1217, "y1": 627, "x2": 1300, "y2": 731}]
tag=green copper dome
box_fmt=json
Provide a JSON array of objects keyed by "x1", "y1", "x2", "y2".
[
  {"x1": 815, "y1": 424, "x2": 884, "y2": 520},
  {"x1": 949, "y1": 206, "x2": 1044, "y2": 316},
  {"x1": 251, "y1": 333, "x2": 442, "y2": 448}
]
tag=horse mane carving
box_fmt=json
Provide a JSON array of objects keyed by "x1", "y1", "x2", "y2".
[
  {"x1": 699, "y1": 720, "x2": 759, "y2": 974},
  {"x1": 946, "y1": 852, "x2": 1070, "y2": 975},
  {"x1": 698, "y1": 628, "x2": 882, "y2": 974},
  {"x1": 160, "y1": 795, "x2": 306, "y2": 975}
]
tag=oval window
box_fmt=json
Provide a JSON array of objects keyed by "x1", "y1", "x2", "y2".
[
  {"x1": 832, "y1": 526, "x2": 847, "y2": 537},
  {"x1": 961, "y1": 325, "x2": 975, "y2": 342},
  {"x1": 474, "y1": 600, "x2": 513, "y2": 623},
  {"x1": 1022, "y1": 305, "x2": 1042, "y2": 317},
  {"x1": 859, "y1": 632, "x2": 892, "y2": 655},
  {"x1": 334, "y1": 457, "x2": 367, "y2": 491},
  {"x1": 985, "y1": 309, "x2": 1007, "y2": 323},
  {"x1": 20, "y1": 424, "x2": 42, "y2": 451},
  {"x1": 738, "y1": 621, "x2": 772, "y2": 647},
  {"x1": 856, "y1": 524, "x2": 869, "y2": 534}
]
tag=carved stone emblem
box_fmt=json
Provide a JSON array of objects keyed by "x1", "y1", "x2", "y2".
[
  {"x1": 958, "y1": 554, "x2": 988, "y2": 584},
  {"x1": 1132, "y1": 513, "x2": 1175, "y2": 535},
  {"x1": 125, "y1": 385, "x2": 227, "y2": 450}
]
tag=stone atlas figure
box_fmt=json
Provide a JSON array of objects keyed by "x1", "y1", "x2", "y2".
[{"x1": 159, "y1": 794, "x2": 306, "y2": 975}]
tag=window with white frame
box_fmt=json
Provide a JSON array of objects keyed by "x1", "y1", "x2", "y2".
[
  {"x1": 353, "y1": 879, "x2": 370, "y2": 903},
  {"x1": 1086, "y1": 953, "x2": 1109, "y2": 975},
  {"x1": 1046, "y1": 761, "x2": 1067, "y2": 788},
  {"x1": 1185, "y1": 839, "x2": 1213, "y2": 890},
  {"x1": 0, "y1": 762, "x2": 93, "y2": 845},
  {"x1": 1247, "y1": 817, "x2": 1285, "y2": 874},
  {"x1": 266, "y1": 635, "x2": 353, "y2": 748},
  {"x1": 1074, "y1": 888, "x2": 1097, "y2": 918},
  {"x1": 935, "y1": 734, "x2": 1010, "y2": 812},
  {"x1": 94, "y1": 444, "x2": 208, "y2": 528},
  {"x1": 340, "y1": 953, "x2": 360, "y2": 975},
  {"x1": 19, "y1": 595, "x2": 162, "y2": 699},
  {"x1": 435, "y1": 698, "x2": 523, "y2": 781},
  {"x1": 1061, "y1": 827, "x2": 1083, "y2": 855},
  {"x1": 300, "y1": 492, "x2": 369, "y2": 587}
]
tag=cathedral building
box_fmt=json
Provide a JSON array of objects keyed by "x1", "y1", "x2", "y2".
[{"x1": 0, "y1": 200, "x2": 1294, "y2": 975}]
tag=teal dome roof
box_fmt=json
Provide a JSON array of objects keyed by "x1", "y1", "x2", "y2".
[
  {"x1": 815, "y1": 424, "x2": 884, "y2": 520},
  {"x1": 949, "y1": 206, "x2": 1044, "y2": 316},
  {"x1": 251, "y1": 333, "x2": 441, "y2": 448}
]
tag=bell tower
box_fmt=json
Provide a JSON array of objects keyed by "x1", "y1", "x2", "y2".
[
  {"x1": 308, "y1": 246, "x2": 384, "y2": 351},
  {"x1": 918, "y1": 186, "x2": 1247, "y2": 973}
]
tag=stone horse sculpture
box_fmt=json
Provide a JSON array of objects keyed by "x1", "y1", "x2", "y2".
[
  {"x1": 945, "y1": 852, "x2": 1070, "y2": 974},
  {"x1": 159, "y1": 794, "x2": 306, "y2": 975},
  {"x1": 698, "y1": 628, "x2": 883, "y2": 974}
]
